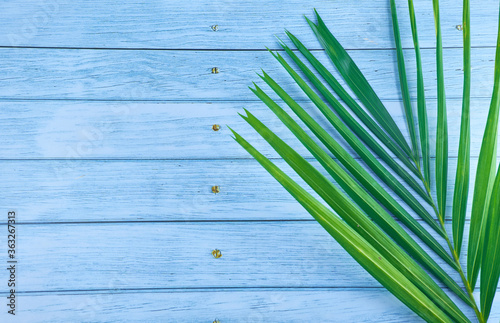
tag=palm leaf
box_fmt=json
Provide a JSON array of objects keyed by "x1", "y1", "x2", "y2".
[
  {"x1": 306, "y1": 10, "x2": 414, "y2": 161},
  {"x1": 408, "y1": 0, "x2": 431, "y2": 189},
  {"x1": 480, "y1": 165, "x2": 500, "y2": 321},
  {"x1": 267, "y1": 49, "x2": 434, "y2": 207},
  {"x1": 452, "y1": 0, "x2": 471, "y2": 258},
  {"x1": 230, "y1": 126, "x2": 462, "y2": 323},
  {"x1": 283, "y1": 30, "x2": 420, "y2": 178},
  {"x1": 250, "y1": 82, "x2": 454, "y2": 269},
  {"x1": 467, "y1": 6, "x2": 500, "y2": 290},
  {"x1": 257, "y1": 69, "x2": 444, "y2": 236},
  {"x1": 250, "y1": 87, "x2": 469, "y2": 302},
  {"x1": 389, "y1": 0, "x2": 420, "y2": 164},
  {"x1": 277, "y1": 39, "x2": 421, "y2": 180},
  {"x1": 432, "y1": 0, "x2": 449, "y2": 222},
  {"x1": 230, "y1": 5, "x2": 500, "y2": 322}
]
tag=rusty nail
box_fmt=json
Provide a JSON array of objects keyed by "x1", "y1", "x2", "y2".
[
  {"x1": 212, "y1": 124, "x2": 221, "y2": 131},
  {"x1": 212, "y1": 185, "x2": 220, "y2": 194},
  {"x1": 212, "y1": 249, "x2": 222, "y2": 259}
]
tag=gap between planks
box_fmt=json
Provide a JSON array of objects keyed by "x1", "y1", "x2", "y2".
[{"x1": 0, "y1": 45, "x2": 495, "y2": 51}]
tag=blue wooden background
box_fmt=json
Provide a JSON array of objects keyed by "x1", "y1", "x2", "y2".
[{"x1": 0, "y1": 0, "x2": 499, "y2": 322}]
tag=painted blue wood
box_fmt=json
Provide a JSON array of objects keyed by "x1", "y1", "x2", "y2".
[
  {"x1": 0, "y1": 99, "x2": 497, "y2": 159},
  {"x1": 0, "y1": 158, "x2": 490, "y2": 224},
  {"x1": 0, "y1": 47, "x2": 497, "y2": 101},
  {"x1": 0, "y1": 221, "x2": 497, "y2": 322},
  {"x1": 0, "y1": 0, "x2": 497, "y2": 50},
  {"x1": 1, "y1": 289, "x2": 499, "y2": 323},
  {"x1": 0, "y1": 0, "x2": 499, "y2": 321},
  {"x1": 0, "y1": 221, "x2": 484, "y2": 290}
]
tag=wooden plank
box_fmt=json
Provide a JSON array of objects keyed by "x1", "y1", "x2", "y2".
[
  {"x1": 2, "y1": 1, "x2": 498, "y2": 322},
  {"x1": 0, "y1": 158, "x2": 492, "y2": 223},
  {"x1": 2, "y1": 288, "x2": 498, "y2": 322},
  {"x1": 0, "y1": 0, "x2": 497, "y2": 50},
  {"x1": 0, "y1": 47, "x2": 496, "y2": 101},
  {"x1": 0, "y1": 221, "x2": 478, "y2": 292},
  {"x1": 0, "y1": 99, "x2": 497, "y2": 159}
]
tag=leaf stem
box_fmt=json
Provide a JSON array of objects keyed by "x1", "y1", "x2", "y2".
[
  {"x1": 414, "y1": 161, "x2": 483, "y2": 321},
  {"x1": 437, "y1": 215, "x2": 485, "y2": 322},
  {"x1": 415, "y1": 165, "x2": 433, "y2": 203},
  {"x1": 413, "y1": 167, "x2": 439, "y2": 220}
]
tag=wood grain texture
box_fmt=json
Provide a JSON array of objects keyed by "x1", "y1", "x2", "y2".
[
  {"x1": 0, "y1": 47, "x2": 497, "y2": 101},
  {"x1": 0, "y1": 99, "x2": 497, "y2": 159},
  {"x1": 0, "y1": 158, "x2": 491, "y2": 224},
  {"x1": 2, "y1": 289, "x2": 499, "y2": 323},
  {"x1": 0, "y1": 221, "x2": 485, "y2": 291},
  {"x1": 1, "y1": 0, "x2": 499, "y2": 321},
  {"x1": 0, "y1": 0, "x2": 498, "y2": 50},
  {"x1": 0, "y1": 220, "x2": 498, "y2": 323}
]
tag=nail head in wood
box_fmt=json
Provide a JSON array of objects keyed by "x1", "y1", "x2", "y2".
[
  {"x1": 212, "y1": 185, "x2": 220, "y2": 194},
  {"x1": 211, "y1": 67, "x2": 220, "y2": 74},
  {"x1": 212, "y1": 249, "x2": 222, "y2": 259}
]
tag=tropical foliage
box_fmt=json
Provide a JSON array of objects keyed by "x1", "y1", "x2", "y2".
[{"x1": 231, "y1": 1, "x2": 500, "y2": 322}]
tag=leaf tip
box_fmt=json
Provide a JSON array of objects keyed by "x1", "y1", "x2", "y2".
[
  {"x1": 237, "y1": 111, "x2": 249, "y2": 121},
  {"x1": 256, "y1": 74, "x2": 266, "y2": 83},
  {"x1": 226, "y1": 125, "x2": 238, "y2": 137}
]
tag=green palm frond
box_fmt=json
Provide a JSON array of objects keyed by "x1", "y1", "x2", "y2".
[
  {"x1": 452, "y1": 0, "x2": 471, "y2": 258},
  {"x1": 408, "y1": 0, "x2": 431, "y2": 190},
  {"x1": 481, "y1": 164, "x2": 500, "y2": 321},
  {"x1": 432, "y1": 0, "x2": 449, "y2": 224},
  {"x1": 231, "y1": 128, "x2": 456, "y2": 323},
  {"x1": 390, "y1": 0, "x2": 420, "y2": 167},
  {"x1": 468, "y1": 7, "x2": 500, "y2": 292},
  {"x1": 232, "y1": 3, "x2": 500, "y2": 322}
]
